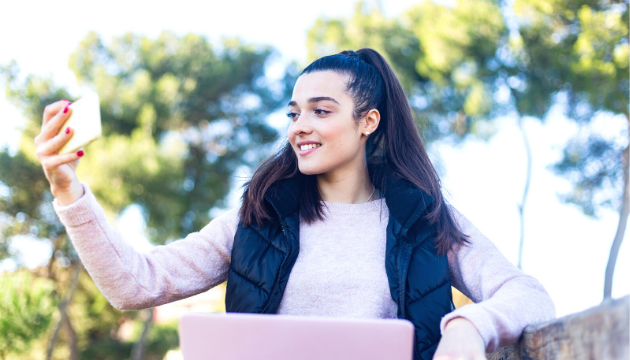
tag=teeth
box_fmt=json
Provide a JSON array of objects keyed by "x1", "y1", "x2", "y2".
[{"x1": 300, "y1": 144, "x2": 321, "y2": 151}]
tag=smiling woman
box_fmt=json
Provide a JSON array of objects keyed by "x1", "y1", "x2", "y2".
[
  {"x1": 47, "y1": 48, "x2": 555, "y2": 360},
  {"x1": 241, "y1": 49, "x2": 468, "y2": 256},
  {"x1": 230, "y1": 49, "x2": 555, "y2": 358}
]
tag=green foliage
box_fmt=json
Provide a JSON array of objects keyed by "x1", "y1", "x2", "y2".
[
  {"x1": 76, "y1": 320, "x2": 179, "y2": 360},
  {"x1": 512, "y1": 0, "x2": 628, "y2": 118},
  {"x1": 0, "y1": 63, "x2": 71, "y2": 262},
  {"x1": 0, "y1": 271, "x2": 56, "y2": 358},
  {"x1": 0, "y1": 148, "x2": 65, "y2": 263},
  {"x1": 513, "y1": 0, "x2": 629, "y2": 215},
  {"x1": 554, "y1": 132, "x2": 624, "y2": 216},
  {"x1": 306, "y1": 0, "x2": 507, "y2": 142},
  {"x1": 72, "y1": 272, "x2": 179, "y2": 360},
  {"x1": 78, "y1": 340, "x2": 133, "y2": 360},
  {"x1": 306, "y1": 2, "x2": 422, "y2": 92},
  {"x1": 144, "y1": 320, "x2": 180, "y2": 360}
]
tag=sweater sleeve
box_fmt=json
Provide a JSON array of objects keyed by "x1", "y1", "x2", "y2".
[
  {"x1": 52, "y1": 181, "x2": 240, "y2": 311},
  {"x1": 440, "y1": 206, "x2": 556, "y2": 353}
]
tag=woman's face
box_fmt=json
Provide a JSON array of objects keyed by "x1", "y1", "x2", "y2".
[{"x1": 287, "y1": 70, "x2": 368, "y2": 177}]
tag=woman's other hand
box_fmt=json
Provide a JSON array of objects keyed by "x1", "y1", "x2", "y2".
[
  {"x1": 433, "y1": 317, "x2": 486, "y2": 360},
  {"x1": 35, "y1": 100, "x2": 85, "y2": 206}
]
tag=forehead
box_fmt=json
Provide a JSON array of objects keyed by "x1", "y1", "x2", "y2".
[{"x1": 291, "y1": 70, "x2": 350, "y2": 104}]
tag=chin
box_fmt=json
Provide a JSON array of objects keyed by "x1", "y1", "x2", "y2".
[
  {"x1": 297, "y1": 167, "x2": 320, "y2": 176},
  {"x1": 297, "y1": 162, "x2": 326, "y2": 176}
]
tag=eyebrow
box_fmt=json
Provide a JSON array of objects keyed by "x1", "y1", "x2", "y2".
[{"x1": 287, "y1": 97, "x2": 340, "y2": 107}]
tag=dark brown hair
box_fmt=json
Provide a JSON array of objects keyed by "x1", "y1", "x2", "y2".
[{"x1": 238, "y1": 48, "x2": 469, "y2": 254}]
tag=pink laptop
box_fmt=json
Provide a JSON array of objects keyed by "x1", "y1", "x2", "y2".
[{"x1": 179, "y1": 313, "x2": 414, "y2": 360}]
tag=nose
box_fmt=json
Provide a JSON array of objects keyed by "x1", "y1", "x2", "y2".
[{"x1": 290, "y1": 114, "x2": 313, "y2": 137}]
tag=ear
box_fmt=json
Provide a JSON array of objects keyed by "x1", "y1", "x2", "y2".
[{"x1": 362, "y1": 109, "x2": 380, "y2": 136}]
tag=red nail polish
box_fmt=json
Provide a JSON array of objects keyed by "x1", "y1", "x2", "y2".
[
  {"x1": 65, "y1": 127, "x2": 70, "y2": 134},
  {"x1": 77, "y1": 150, "x2": 84, "y2": 157},
  {"x1": 63, "y1": 105, "x2": 69, "y2": 114}
]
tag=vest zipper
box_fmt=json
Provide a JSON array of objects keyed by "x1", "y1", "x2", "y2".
[{"x1": 261, "y1": 198, "x2": 290, "y2": 313}]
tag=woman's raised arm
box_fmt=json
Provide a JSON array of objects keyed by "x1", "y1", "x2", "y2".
[
  {"x1": 52, "y1": 182, "x2": 240, "y2": 310},
  {"x1": 441, "y1": 206, "x2": 556, "y2": 353}
]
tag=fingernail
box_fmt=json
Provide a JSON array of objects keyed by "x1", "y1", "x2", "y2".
[
  {"x1": 65, "y1": 127, "x2": 70, "y2": 134},
  {"x1": 62, "y1": 99, "x2": 68, "y2": 102},
  {"x1": 77, "y1": 150, "x2": 84, "y2": 157},
  {"x1": 63, "y1": 102, "x2": 73, "y2": 113}
]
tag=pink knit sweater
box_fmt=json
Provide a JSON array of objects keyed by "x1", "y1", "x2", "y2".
[{"x1": 52, "y1": 182, "x2": 555, "y2": 353}]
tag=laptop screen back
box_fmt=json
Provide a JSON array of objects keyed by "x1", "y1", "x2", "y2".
[{"x1": 179, "y1": 313, "x2": 414, "y2": 360}]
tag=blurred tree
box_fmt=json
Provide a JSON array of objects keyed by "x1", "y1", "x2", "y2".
[
  {"x1": 45, "y1": 261, "x2": 82, "y2": 360},
  {"x1": 512, "y1": 0, "x2": 629, "y2": 299},
  {"x1": 0, "y1": 271, "x2": 56, "y2": 360},
  {"x1": 307, "y1": 0, "x2": 507, "y2": 143},
  {"x1": 0, "y1": 30, "x2": 292, "y2": 358}
]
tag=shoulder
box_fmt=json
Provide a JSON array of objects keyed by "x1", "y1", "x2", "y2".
[
  {"x1": 446, "y1": 204, "x2": 475, "y2": 235},
  {"x1": 445, "y1": 204, "x2": 494, "y2": 253}
]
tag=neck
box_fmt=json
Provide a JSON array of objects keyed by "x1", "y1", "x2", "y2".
[{"x1": 316, "y1": 161, "x2": 375, "y2": 204}]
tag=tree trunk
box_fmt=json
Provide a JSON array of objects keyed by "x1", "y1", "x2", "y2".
[
  {"x1": 604, "y1": 138, "x2": 630, "y2": 300},
  {"x1": 130, "y1": 308, "x2": 154, "y2": 360},
  {"x1": 517, "y1": 115, "x2": 532, "y2": 270},
  {"x1": 62, "y1": 314, "x2": 79, "y2": 360},
  {"x1": 45, "y1": 233, "x2": 60, "y2": 281},
  {"x1": 45, "y1": 260, "x2": 83, "y2": 360}
]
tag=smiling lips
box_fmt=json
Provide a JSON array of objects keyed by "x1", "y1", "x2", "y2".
[{"x1": 298, "y1": 143, "x2": 322, "y2": 156}]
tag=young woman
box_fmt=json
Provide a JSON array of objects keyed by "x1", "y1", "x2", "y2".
[{"x1": 36, "y1": 48, "x2": 555, "y2": 360}]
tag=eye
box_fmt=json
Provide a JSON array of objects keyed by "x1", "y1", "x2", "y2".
[
  {"x1": 314, "y1": 108, "x2": 330, "y2": 115},
  {"x1": 286, "y1": 111, "x2": 299, "y2": 120}
]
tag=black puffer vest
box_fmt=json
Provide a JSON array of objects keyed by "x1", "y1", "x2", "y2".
[{"x1": 226, "y1": 172, "x2": 454, "y2": 360}]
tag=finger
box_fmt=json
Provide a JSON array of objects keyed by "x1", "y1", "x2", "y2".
[
  {"x1": 40, "y1": 102, "x2": 73, "y2": 143},
  {"x1": 41, "y1": 151, "x2": 84, "y2": 172},
  {"x1": 36, "y1": 126, "x2": 74, "y2": 157},
  {"x1": 42, "y1": 100, "x2": 72, "y2": 126}
]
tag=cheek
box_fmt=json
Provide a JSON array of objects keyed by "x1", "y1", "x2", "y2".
[
  {"x1": 331, "y1": 142, "x2": 353, "y2": 156},
  {"x1": 321, "y1": 128, "x2": 357, "y2": 156},
  {"x1": 287, "y1": 126, "x2": 295, "y2": 143}
]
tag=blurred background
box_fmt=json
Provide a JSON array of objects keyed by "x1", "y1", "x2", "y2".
[{"x1": 0, "y1": 0, "x2": 628, "y2": 359}]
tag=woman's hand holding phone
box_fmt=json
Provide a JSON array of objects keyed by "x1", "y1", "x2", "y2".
[{"x1": 35, "y1": 100, "x2": 85, "y2": 206}]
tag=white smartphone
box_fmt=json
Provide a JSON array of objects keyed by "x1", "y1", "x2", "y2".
[{"x1": 56, "y1": 92, "x2": 102, "y2": 155}]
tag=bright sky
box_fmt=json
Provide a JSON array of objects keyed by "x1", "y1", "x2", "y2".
[{"x1": 1, "y1": 0, "x2": 628, "y2": 319}]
